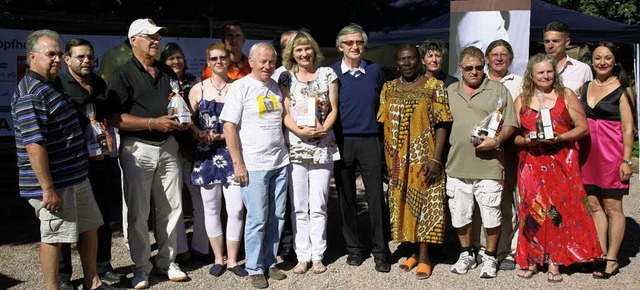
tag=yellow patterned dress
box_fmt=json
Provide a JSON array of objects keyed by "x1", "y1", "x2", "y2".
[{"x1": 377, "y1": 78, "x2": 452, "y2": 244}]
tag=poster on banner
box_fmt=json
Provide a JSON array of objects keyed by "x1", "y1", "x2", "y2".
[
  {"x1": 448, "y1": 0, "x2": 531, "y2": 79},
  {"x1": 0, "y1": 28, "x2": 263, "y2": 136}
]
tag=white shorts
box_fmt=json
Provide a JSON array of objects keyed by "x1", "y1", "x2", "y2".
[{"x1": 446, "y1": 176, "x2": 502, "y2": 229}]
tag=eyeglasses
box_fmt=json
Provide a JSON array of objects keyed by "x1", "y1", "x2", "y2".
[
  {"x1": 36, "y1": 51, "x2": 64, "y2": 59},
  {"x1": 207, "y1": 56, "x2": 228, "y2": 62},
  {"x1": 341, "y1": 40, "x2": 365, "y2": 47},
  {"x1": 136, "y1": 34, "x2": 161, "y2": 42},
  {"x1": 73, "y1": 55, "x2": 95, "y2": 61},
  {"x1": 461, "y1": 65, "x2": 485, "y2": 72}
]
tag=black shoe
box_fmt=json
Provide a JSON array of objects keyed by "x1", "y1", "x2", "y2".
[
  {"x1": 59, "y1": 280, "x2": 75, "y2": 290},
  {"x1": 374, "y1": 259, "x2": 391, "y2": 273},
  {"x1": 209, "y1": 264, "x2": 226, "y2": 277},
  {"x1": 98, "y1": 269, "x2": 122, "y2": 283},
  {"x1": 175, "y1": 251, "x2": 194, "y2": 267},
  {"x1": 346, "y1": 253, "x2": 363, "y2": 266}
]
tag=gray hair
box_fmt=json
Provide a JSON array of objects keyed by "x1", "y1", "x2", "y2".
[
  {"x1": 249, "y1": 42, "x2": 277, "y2": 58},
  {"x1": 335, "y1": 23, "x2": 368, "y2": 48},
  {"x1": 26, "y1": 29, "x2": 61, "y2": 65}
]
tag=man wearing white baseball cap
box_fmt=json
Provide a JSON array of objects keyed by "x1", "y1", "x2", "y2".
[{"x1": 106, "y1": 18, "x2": 190, "y2": 289}]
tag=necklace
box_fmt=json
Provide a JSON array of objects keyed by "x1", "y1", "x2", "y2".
[
  {"x1": 594, "y1": 76, "x2": 617, "y2": 87},
  {"x1": 210, "y1": 77, "x2": 228, "y2": 96},
  {"x1": 399, "y1": 74, "x2": 421, "y2": 85}
]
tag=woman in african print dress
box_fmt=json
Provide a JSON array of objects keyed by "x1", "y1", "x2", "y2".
[{"x1": 378, "y1": 44, "x2": 452, "y2": 280}]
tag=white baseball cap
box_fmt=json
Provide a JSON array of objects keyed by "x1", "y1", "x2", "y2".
[{"x1": 127, "y1": 18, "x2": 167, "y2": 39}]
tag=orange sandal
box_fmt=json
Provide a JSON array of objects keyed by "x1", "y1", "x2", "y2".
[
  {"x1": 399, "y1": 257, "x2": 418, "y2": 272},
  {"x1": 416, "y1": 263, "x2": 432, "y2": 280}
]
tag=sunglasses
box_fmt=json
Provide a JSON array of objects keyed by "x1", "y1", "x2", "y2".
[
  {"x1": 341, "y1": 40, "x2": 365, "y2": 47},
  {"x1": 208, "y1": 56, "x2": 228, "y2": 62},
  {"x1": 461, "y1": 65, "x2": 485, "y2": 72}
]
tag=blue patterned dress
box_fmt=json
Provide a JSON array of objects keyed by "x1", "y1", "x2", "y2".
[{"x1": 191, "y1": 83, "x2": 235, "y2": 186}]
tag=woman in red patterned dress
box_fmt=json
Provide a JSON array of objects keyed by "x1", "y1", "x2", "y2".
[{"x1": 512, "y1": 53, "x2": 603, "y2": 282}]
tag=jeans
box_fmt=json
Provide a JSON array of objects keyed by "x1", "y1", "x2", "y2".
[{"x1": 241, "y1": 165, "x2": 288, "y2": 275}]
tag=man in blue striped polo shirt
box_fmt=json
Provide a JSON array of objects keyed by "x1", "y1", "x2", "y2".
[{"x1": 11, "y1": 29, "x2": 116, "y2": 290}]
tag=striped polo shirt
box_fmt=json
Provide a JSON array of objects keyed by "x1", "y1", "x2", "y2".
[{"x1": 11, "y1": 70, "x2": 88, "y2": 198}]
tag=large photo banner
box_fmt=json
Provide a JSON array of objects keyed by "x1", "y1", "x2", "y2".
[
  {"x1": 448, "y1": 0, "x2": 531, "y2": 79},
  {"x1": 0, "y1": 28, "x2": 261, "y2": 136}
]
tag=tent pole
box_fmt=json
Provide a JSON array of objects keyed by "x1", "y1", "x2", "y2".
[{"x1": 635, "y1": 43, "x2": 639, "y2": 178}]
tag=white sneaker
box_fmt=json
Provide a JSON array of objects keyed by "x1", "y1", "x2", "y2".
[
  {"x1": 451, "y1": 251, "x2": 477, "y2": 274},
  {"x1": 479, "y1": 255, "x2": 498, "y2": 278},
  {"x1": 131, "y1": 270, "x2": 149, "y2": 289},
  {"x1": 166, "y1": 262, "x2": 188, "y2": 281}
]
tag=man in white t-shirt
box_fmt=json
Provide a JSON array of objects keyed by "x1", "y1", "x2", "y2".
[
  {"x1": 220, "y1": 42, "x2": 290, "y2": 289},
  {"x1": 543, "y1": 21, "x2": 592, "y2": 97}
]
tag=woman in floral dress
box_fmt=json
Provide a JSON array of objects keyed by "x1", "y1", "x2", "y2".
[
  {"x1": 188, "y1": 42, "x2": 247, "y2": 278},
  {"x1": 278, "y1": 30, "x2": 340, "y2": 274},
  {"x1": 513, "y1": 53, "x2": 602, "y2": 282}
]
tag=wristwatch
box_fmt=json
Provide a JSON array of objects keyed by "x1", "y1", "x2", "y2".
[{"x1": 622, "y1": 159, "x2": 633, "y2": 165}]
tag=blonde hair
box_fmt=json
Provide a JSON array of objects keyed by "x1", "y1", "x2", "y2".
[
  {"x1": 282, "y1": 30, "x2": 324, "y2": 73},
  {"x1": 520, "y1": 53, "x2": 565, "y2": 113}
]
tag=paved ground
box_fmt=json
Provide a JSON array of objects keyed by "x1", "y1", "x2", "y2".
[{"x1": 1, "y1": 175, "x2": 639, "y2": 289}]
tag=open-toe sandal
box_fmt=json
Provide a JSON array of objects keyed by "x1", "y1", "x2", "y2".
[
  {"x1": 593, "y1": 259, "x2": 620, "y2": 279},
  {"x1": 517, "y1": 267, "x2": 538, "y2": 279},
  {"x1": 415, "y1": 262, "x2": 432, "y2": 280},
  {"x1": 312, "y1": 260, "x2": 327, "y2": 274},
  {"x1": 399, "y1": 257, "x2": 418, "y2": 272},
  {"x1": 547, "y1": 271, "x2": 563, "y2": 283},
  {"x1": 293, "y1": 261, "x2": 309, "y2": 274}
]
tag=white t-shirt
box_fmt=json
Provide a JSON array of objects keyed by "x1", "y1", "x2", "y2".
[{"x1": 220, "y1": 75, "x2": 290, "y2": 171}]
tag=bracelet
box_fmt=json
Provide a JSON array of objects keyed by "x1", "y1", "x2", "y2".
[
  {"x1": 493, "y1": 138, "x2": 501, "y2": 151},
  {"x1": 147, "y1": 118, "x2": 152, "y2": 131},
  {"x1": 431, "y1": 159, "x2": 442, "y2": 166}
]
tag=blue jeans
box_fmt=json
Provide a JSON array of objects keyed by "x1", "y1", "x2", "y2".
[{"x1": 241, "y1": 165, "x2": 288, "y2": 275}]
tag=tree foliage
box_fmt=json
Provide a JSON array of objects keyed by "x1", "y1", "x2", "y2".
[{"x1": 544, "y1": 0, "x2": 639, "y2": 24}]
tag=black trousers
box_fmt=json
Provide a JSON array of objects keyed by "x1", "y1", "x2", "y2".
[
  {"x1": 59, "y1": 157, "x2": 118, "y2": 280},
  {"x1": 334, "y1": 136, "x2": 391, "y2": 260}
]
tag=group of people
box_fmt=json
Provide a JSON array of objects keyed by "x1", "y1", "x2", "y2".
[
  {"x1": 380, "y1": 20, "x2": 634, "y2": 285},
  {"x1": 10, "y1": 17, "x2": 634, "y2": 290}
]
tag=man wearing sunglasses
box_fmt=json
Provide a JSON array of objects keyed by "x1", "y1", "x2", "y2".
[
  {"x1": 106, "y1": 18, "x2": 190, "y2": 289},
  {"x1": 445, "y1": 45, "x2": 517, "y2": 279}
]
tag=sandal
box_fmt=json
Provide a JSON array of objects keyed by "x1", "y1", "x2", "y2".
[
  {"x1": 312, "y1": 260, "x2": 327, "y2": 274},
  {"x1": 399, "y1": 257, "x2": 418, "y2": 272},
  {"x1": 516, "y1": 266, "x2": 538, "y2": 279},
  {"x1": 293, "y1": 260, "x2": 309, "y2": 274},
  {"x1": 547, "y1": 271, "x2": 563, "y2": 283},
  {"x1": 593, "y1": 259, "x2": 620, "y2": 279},
  {"x1": 415, "y1": 262, "x2": 432, "y2": 280}
]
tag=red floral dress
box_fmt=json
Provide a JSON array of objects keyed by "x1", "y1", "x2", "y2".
[{"x1": 515, "y1": 92, "x2": 603, "y2": 268}]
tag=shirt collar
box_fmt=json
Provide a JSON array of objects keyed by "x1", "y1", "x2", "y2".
[{"x1": 340, "y1": 59, "x2": 366, "y2": 75}]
